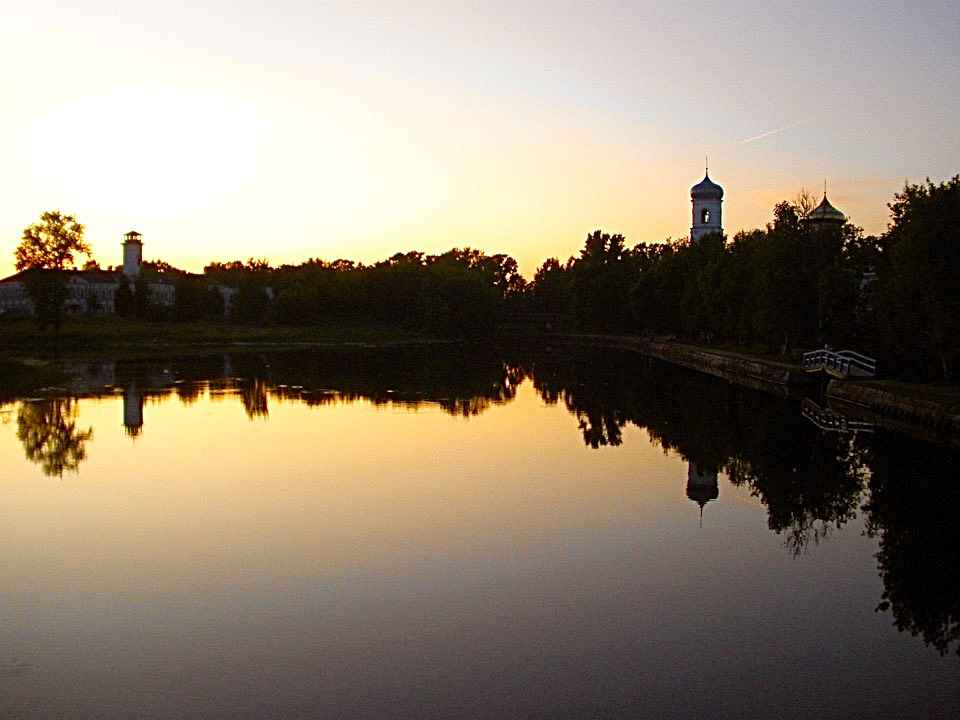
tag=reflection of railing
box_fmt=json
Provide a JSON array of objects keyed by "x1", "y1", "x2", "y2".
[
  {"x1": 802, "y1": 398, "x2": 874, "y2": 433},
  {"x1": 802, "y1": 348, "x2": 876, "y2": 378}
]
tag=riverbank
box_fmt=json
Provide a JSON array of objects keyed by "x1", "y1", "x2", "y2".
[
  {"x1": 560, "y1": 333, "x2": 960, "y2": 449},
  {"x1": 3, "y1": 320, "x2": 958, "y2": 448},
  {"x1": 826, "y1": 380, "x2": 960, "y2": 450},
  {"x1": 561, "y1": 334, "x2": 813, "y2": 396},
  {"x1": 0, "y1": 317, "x2": 439, "y2": 361},
  {"x1": 0, "y1": 318, "x2": 448, "y2": 399}
]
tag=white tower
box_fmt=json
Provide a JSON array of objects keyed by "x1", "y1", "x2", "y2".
[
  {"x1": 122, "y1": 231, "x2": 143, "y2": 279},
  {"x1": 690, "y1": 167, "x2": 723, "y2": 241}
]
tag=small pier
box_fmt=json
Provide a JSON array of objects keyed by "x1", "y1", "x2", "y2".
[{"x1": 802, "y1": 348, "x2": 876, "y2": 378}]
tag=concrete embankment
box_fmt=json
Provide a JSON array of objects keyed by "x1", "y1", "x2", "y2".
[
  {"x1": 561, "y1": 333, "x2": 960, "y2": 448},
  {"x1": 562, "y1": 334, "x2": 814, "y2": 396},
  {"x1": 826, "y1": 381, "x2": 960, "y2": 450}
]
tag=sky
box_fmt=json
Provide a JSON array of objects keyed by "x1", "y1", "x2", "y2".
[{"x1": 2, "y1": 0, "x2": 958, "y2": 279}]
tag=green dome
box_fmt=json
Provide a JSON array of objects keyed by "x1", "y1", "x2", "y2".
[
  {"x1": 690, "y1": 172, "x2": 723, "y2": 199},
  {"x1": 808, "y1": 194, "x2": 845, "y2": 223}
]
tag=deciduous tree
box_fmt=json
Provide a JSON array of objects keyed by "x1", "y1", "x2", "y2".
[{"x1": 14, "y1": 210, "x2": 90, "y2": 335}]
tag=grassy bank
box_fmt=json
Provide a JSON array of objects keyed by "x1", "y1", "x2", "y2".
[{"x1": 0, "y1": 317, "x2": 439, "y2": 362}]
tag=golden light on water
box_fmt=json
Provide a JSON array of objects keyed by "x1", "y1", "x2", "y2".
[{"x1": 2, "y1": 364, "x2": 959, "y2": 717}]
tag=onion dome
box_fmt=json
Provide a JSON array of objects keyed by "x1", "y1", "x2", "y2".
[
  {"x1": 686, "y1": 461, "x2": 719, "y2": 526},
  {"x1": 691, "y1": 172, "x2": 724, "y2": 199},
  {"x1": 807, "y1": 194, "x2": 846, "y2": 224}
]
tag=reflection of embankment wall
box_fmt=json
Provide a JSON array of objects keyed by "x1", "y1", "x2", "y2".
[
  {"x1": 561, "y1": 333, "x2": 960, "y2": 450},
  {"x1": 562, "y1": 335, "x2": 813, "y2": 397},
  {"x1": 827, "y1": 382, "x2": 960, "y2": 451}
]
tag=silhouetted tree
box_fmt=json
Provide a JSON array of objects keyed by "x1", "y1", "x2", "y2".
[
  {"x1": 529, "y1": 257, "x2": 573, "y2": 314},
  {"x1": 569, "y1": 230, "x2": 640, "y2": 331},
  {"x1": 875, "y1": 176, "x2": 960, "y2": 378},
  {"x1": 14, "y1": 210, "x2": 91, "y2": 336}
]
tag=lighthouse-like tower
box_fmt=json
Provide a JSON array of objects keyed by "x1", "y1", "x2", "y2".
[
  {"x1": 122, "y1": 231, "x2": 143, "y2": 279},
  {"x1": 690, "y1": 167, "x2": 723, "y2": 241}
]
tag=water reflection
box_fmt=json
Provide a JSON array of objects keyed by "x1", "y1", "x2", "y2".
[
  {"x1": 7, "y1": 346, "x2": 960, "y2": 660},
  {"x1": 16, "y1": 398, "x2": 93, "y2": 476},
  {"x1": 536, "y1": 349, "x2": 871, "y2": 555},
  {"x1": 864, "y1": 433, "x2": 960, "y2": 656},
  {"x1": 686, "y1": 461, "x2": 719, "y2": 524},
  {"x1": 123, "y1": 383, "x2": 144, "y2": 436},
  {"x1": 802, "y1": 396, "x2": 875, "y2": 433}
]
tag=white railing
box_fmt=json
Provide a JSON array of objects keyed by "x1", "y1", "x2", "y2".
[
  {"x1": 801, "y1": 398, "x2": 874, "y2": 433},
  {"x1": 802, "y1": 348, "x2": 876, "y2": 378}
]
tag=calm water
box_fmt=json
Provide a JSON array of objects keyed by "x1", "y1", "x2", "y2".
[{"x1": 1, "y1": 347, "x2": 958, "y2": 719}]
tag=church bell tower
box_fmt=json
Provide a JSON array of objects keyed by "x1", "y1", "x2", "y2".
[{"x1": 690, "y1": 165, "x2": 723, "y2": 241}]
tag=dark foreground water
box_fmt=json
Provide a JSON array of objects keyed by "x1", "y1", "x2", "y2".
[{"x1": 1, "y1": 347, "x2": 958, "y2": 719}]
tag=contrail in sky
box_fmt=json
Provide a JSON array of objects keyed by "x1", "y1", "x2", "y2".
[{"x1": 737, "y1": 117, "x2": 819, "y2": 145}]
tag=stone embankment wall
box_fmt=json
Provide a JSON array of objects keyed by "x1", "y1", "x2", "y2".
[
  {"x1": 564, "y1": 335, "x2": 812, "y2": 396},
  {"x1": 827, "y1": 381, "x2": 960, "y2": 450},
  {"x1": 562, "y1": 334, "x2": 960, "y2": 448}
]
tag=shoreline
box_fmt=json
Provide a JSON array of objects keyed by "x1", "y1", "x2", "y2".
[
  {"x1": 3, "y1": 320, "x2": 958, "y2": 449},
  {"x1": 558, "y1": 333, "x2": 960, "y2": 450}
]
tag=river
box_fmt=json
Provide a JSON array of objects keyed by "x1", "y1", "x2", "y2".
[{"x1": 1, "y1": 346, "x2": 957, "y2": 718}]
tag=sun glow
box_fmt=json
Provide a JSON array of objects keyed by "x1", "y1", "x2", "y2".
[{"x1": 19, "y1": 85, "x2": 274, "y2": 217}]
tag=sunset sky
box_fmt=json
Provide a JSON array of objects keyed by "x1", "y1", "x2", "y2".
[{"x1": 2, "y1": 1, "x2": 957, "y2": 279}]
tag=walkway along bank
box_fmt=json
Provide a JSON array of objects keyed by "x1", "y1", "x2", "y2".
[{"x1": 560, "y1": 334, "x2": 960, "y2": 450}]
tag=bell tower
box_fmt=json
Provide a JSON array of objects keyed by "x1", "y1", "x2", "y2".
[
  {"x1": 122, "y1": 231, "x2": 143, "y2": 279},
  {"x1": 690, "y1": 164, "x2": 723, "y2": 241}
]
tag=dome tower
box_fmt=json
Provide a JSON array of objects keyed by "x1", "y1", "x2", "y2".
[
  {"x1": 691, "y1": 167, "x2": 723, "y2": 241},
  {"x1": 806, "y1": 190, "x2": 846, "y2": 229}
]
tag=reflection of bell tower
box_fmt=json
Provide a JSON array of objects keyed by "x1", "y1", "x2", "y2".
[
  {"x1": 686, "y1": 460, "x2": 719, "y2": 525},
  {"x1": 123, "y1": 383, "x2": 144, "y2": 437}
]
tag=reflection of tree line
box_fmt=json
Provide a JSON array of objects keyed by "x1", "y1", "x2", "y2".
[
  {"x1": 532, "y1": 348, "x2": 869, "y2": 550},
  {"x1": 209, "y1": 347, "x2": 525, "y2": 419},
  {"x1": 11, "y1": 346, "x2": 960, "y2": 654},
  {"x1": 863, "y1": 436, "x2": 960, "y2": 656},
  {"x1": 528, "y1": 347, "x2": 960, "y2": 655}
]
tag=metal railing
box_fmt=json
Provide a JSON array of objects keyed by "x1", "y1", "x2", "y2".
[
  {"x1": 801, "y1": 398, "x2": 874, "y2": 433},
  {"x1": 802, "y1": 348, "x2": 876, "y2": 378}
]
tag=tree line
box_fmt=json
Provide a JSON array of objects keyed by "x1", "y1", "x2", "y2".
[
  {"x1": 526, "y1": 176, "x2": 959, "y2": 378},
  {"x1": 12, "y1": 175, "x2": 960, "y2": 378}
]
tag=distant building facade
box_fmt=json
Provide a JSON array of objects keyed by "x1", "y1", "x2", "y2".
[
  {"x1": 1, "y1": 231, "x2": 181, "y2": 317},
  {"x1": 0, "y1": 267, "x2": 128, "y2": 317}
]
